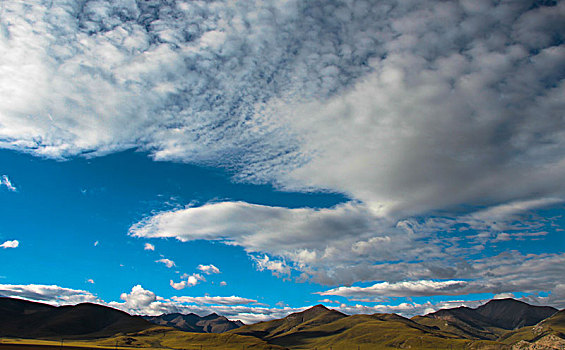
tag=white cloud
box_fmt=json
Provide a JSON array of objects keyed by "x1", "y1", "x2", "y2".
[
  {"x1": 111, "y1": 284, "x2": 157, "y2": 313},
  {"x1": 197, "y1": 264, "x2": 220, "y2": 275},
  {"x1": 252, "y1": 255, "x2": 291, "y2": 277},
  {"x1": 131, "y1": 198, "x2": 564, "y2": 291},
  {"x1": 331, "y1": 299, "x2": 488, "y2": 319},
  {"x1": 1, "y1": 175, "x2": 17, "y2": 192},
  {"x1": 93, "y1": 240, "x2": 99, "y2": 247},
  {"x1": 320, "y1": 280, "x2": 469, "y2": 298},
  {"x1": 0, "y1": 240, "x2": 19, "y2": 249},
  {"x1": 107, "y1": 285, "x2": 300, "y2": 323},
  {"x1": 129, "y1": 201, "x2": 389, "y2": 258},
  {"x1": 172, "y1": 296, "x2": 257, "y2": 305},
  {"x1": 0, "y1": 0, "x2": 562, "y2": 218},
  {"x1": 184, "y1": 273, "x2": 206, "y2": 287},
  {"x1": 494, "y1": 293, "x2": 515, "y2": 299},
  {"x1": 169, "y1": 279, "x2": 186, "y2": 290},
  {"x1": 144, "y1": 242, "x2": 155, "y2": 251},
  {"x1": 0, "y1": 283, "x2": 98, "y2": 305},
  {"x1": 220, "y1": 281, "x2": 227, "y2": 286},
  {"x1": 86, "y1": 279, "x2": 95, "y2": 284},
  {"x1": 1, "y1": 0, "x2": 564, "y2": 304},
  {"x1": 155, "y1": 258, "x2": 175, "y2": 268},
  {"x1": 0, "y1": 283, "x2": 559, "y2": 325}
]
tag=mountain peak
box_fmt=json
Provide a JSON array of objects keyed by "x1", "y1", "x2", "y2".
[
  {"x1": 426, "y1": 298, "x2": 558, "y2": 332},
  {"x1": 310, "y1": 304, "x2": 330, "y2": 311}
]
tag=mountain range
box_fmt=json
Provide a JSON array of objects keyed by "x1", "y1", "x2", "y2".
[
  {"x1": 142, "y1": 312, "x2": 244, "y2": 333},
  {"x1": 413, "y1": 298, "x2": 558, "y2": 340},
  {"x1": 0, "y1": 296, "x2": 563, "y2": 349},
  {"x1": 0, "y1": 297, "x2": 153, "y2": 339}
]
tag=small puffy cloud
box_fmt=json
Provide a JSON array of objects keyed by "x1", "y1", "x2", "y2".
[
  {"x1": 170, "y1": 279, "x2": 186, "y2": 290},
  {"x1": 93, "y1": 241, "x2": 99, "y2": 247},
  {"x1": 112, "y1": 285, "x2": 157, "y2": 312},
  {"x1": 220, "y1": 281, "x2": 227, "y2": 286},
  {"x1": 155, "y1": 258, "x2": 175, "y2": 268},
  {"x1": 197, "y1": 264, "x2": 220, "y2": 275},
  {"x1": 1, "y1": 175, "x2": 17, "y2": 192},
  {"x1": 185, "y1": 273, "x2": 206, "y2": 287},
  {"x1": 0, "y1": 240, "x2": 19, "y2": 249},
  {"x1": 144, "y1": 243, "x2": 155, "y2": 251},
  {"x1": 86, "y1": 279, "x2": 95, "y2": 284},
  {"x1": 318, "y1": 299, "x2": 339, "y2": 304}
]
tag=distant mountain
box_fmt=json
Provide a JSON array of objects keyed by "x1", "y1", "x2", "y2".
[
  {"x1": 229, "y1": 304, "x2": 463, "y2": 348},
  {"x1": 143, "y1": 312, "x2": 244, "y2": 333},
  {"x1": 230, "y1": 300, "x2": 563, "y2": 349},
  {"x1": 413, "y1": 298, "x2": 558, "y2": 340},
  {"x1": 498, "y1": 308, "x2": 565, "y2": 349},
  {"x1": 1, "y1": 296, "x2": 563, "y2": 349},
  {"x1": 0, "y1": 297, "x2": 155, "y2": 339},
  {"x1": 230, "y1": 304, "x2": 347, "y2": 341},
  {"x1": 475, "y1": 298, "x2": 557, "y2": 329}
]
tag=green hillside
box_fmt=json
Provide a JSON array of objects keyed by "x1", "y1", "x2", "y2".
[
  {"x1": 230, "y1": 306, "x2": 505, "y2": 349},
  {"x1": 1, "y1": 297, "x2": 563, "y2": 349},
  {"x1": 499, "y1": 309, "x2": 565, "y2": 346}
]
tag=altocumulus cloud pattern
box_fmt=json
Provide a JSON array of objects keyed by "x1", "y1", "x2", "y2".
[{"x1": 1, "y1": 0, "x2": 565, "y2": 306}]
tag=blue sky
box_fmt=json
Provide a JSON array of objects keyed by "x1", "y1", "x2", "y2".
[
  {"x1": 0, "y1": 149, "x2": 344, "y2": 309},
  {"x1": 0, "y1": 0, "x2": 564, "y2": 322}
]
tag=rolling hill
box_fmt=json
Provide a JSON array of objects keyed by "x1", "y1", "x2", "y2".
[
  {"x1": 0, "y1": 297, "x2": 154, "y2": 339},
  {"x1": 229, "y1": 304, "x2": 493, "y2": 349},
  {"x1": 143, "y1": 312, "x2": 244, "y2": 333},
  {"x1": 1, "y1": 296, "x2": 563, "y2": 349}
]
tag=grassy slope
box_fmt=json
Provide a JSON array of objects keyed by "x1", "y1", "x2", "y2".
[
  {"x1": 412, "y1": 315, "x2": 505, "y2": 340},
  {"x1": 1, "y1": 326, "x2": 285, "y2": 350},
  {"x1": 498, "y1": 309, "x2": 565, "y2": 345},
  {"x1": 3, "y1": 303, "x2": 562, "y2": 350},
  {"x1": 230, "y1": 305, "x2": 346, "y2": 341},
  {"x1": 235, "y1": 312, "x2": 506, "y2": 349}
]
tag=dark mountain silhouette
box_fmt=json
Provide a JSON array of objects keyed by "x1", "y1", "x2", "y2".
[
  {"x1": 143, "y1": 312, "x2": 244, "y2": 333},
  {"x1": 0, "y1": 297, "x2": 155, "y2": 339},
  {"x1": 475, "y1": 298, "x2": 557, "y2": 329},
  {"x1": 414, "y1": 298, "x2": 558, "y2": 340}
]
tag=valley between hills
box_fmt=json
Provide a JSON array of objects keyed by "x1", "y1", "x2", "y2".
[{"x1": 0, "y1": 297, "x2": 563, "y2": 350}]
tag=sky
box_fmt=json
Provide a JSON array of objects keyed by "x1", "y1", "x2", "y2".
[{"x1": 0, "y1": 0, "x2": 564, "y2": 323}]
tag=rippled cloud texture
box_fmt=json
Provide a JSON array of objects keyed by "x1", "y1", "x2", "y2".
[{"x1": 1, "y1": 0, "x2": 564, "y2": 305}]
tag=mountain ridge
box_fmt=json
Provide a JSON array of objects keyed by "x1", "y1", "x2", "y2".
[
  {"x1": 1, "y1": 296, "x2": 563, "y2": 349},
  {"x1": 143, "y1": 312, "x2": 244, "y2": 333},
  {"x1": 0, "y1": 297, "x2": 156, "y2": 339}
]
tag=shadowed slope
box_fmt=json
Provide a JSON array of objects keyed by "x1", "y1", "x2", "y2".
[
  {"x1": 414, "y1": 298, "x2": 558, "y2": 340},
  {"x1": 475, "y1": 298, "x2": 557, "y2": 330},
  {"x1": 499, "y1": 309, "x2": 565, "y2": 347},
  {"x1": 0, "y1": 297, "x2": 154, "y2": 339}
]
